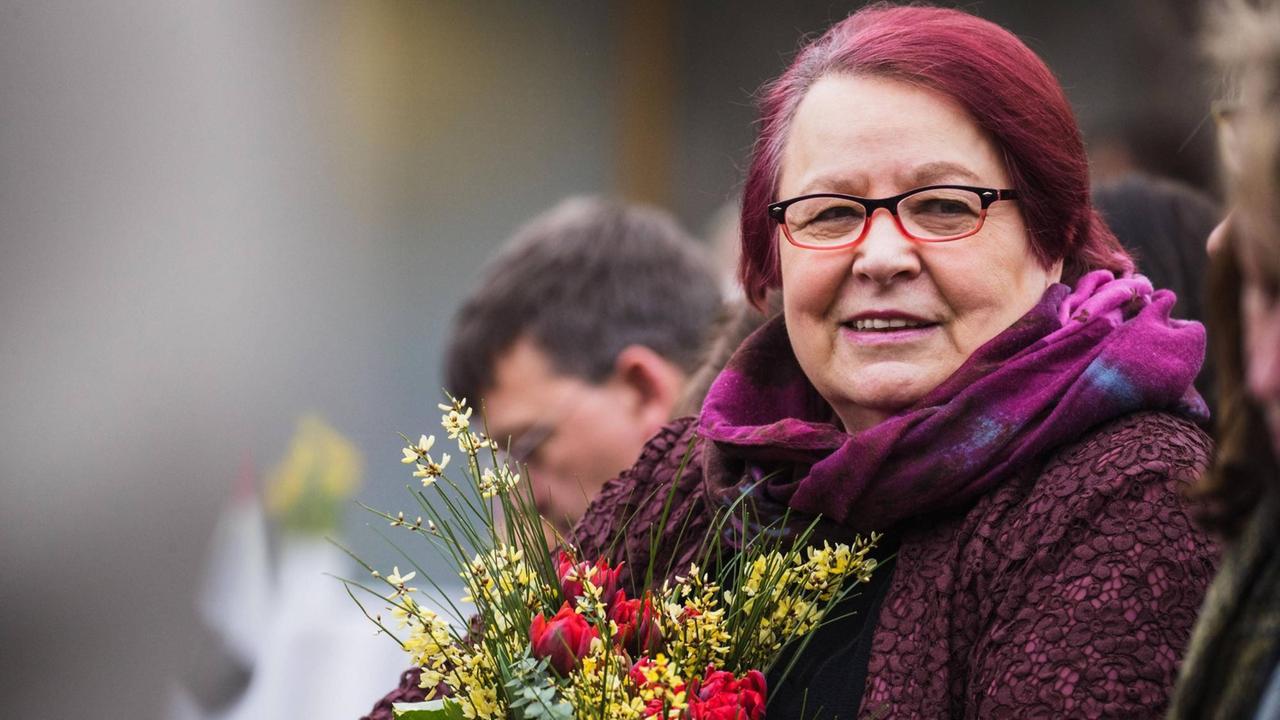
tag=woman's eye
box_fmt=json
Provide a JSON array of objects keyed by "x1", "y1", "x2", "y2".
[
  {"x1": 1243, "y1": 264, "x2": 1280, "y2": 304},
  {"x1": 918, "y1": 199, "x2": 976, "y2": 216},
  {"x1": 811, "y1": 205, "x2": 862, "y2": 224},
  {"x1": 1261, "y1": 278, "x2": 1280, "y2": 305}
]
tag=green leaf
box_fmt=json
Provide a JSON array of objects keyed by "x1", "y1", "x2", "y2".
[{"x1": 392, "y1": 699, "x2": 465, "y2": 720}]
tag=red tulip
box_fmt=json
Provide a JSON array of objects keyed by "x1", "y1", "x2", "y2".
[
  {"x1": 610, "y1": 590, "x2": 664, "y2": 656},
  {"x1": 688, "y1": 667, "x2": 767, "y2": 720},
  {"x1": 556, "y1": 553, "x2": 623, "y2": 609},
  {"x1": 528, "y1": 602, "x2": 598, "y2": 676}
]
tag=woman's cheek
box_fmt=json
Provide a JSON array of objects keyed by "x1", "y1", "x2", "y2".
[{"x1": 1244, "y1": 284, "x2": 1280, "y2": 406}]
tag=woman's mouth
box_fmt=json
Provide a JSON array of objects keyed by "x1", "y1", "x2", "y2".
[
  {"x1": 840, "y1": 313, "x2": 939, "y2": 343},
  {"x1": 846, "y1": 317, "x2": 934, "y2": 331}
]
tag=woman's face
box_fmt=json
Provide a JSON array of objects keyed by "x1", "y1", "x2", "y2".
[{"x1": 777, "y1": 74, "x2": 1060, "y2": 432}]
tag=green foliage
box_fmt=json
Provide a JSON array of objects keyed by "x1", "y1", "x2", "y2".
[
  {"x1": 392, "y1": 699, "x2": 465, "y2": 719},
  {"x1": 503, "y1": 653, "x2": 573, "y2": 720}
]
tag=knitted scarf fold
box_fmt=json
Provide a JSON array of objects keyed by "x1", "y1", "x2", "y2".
[{"x1": 698, "y1": 271, "x2": 1208, "y2": 533}]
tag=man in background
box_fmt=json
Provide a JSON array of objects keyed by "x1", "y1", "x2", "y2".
[{"x1": 443, "y1": 196, "x2": 723, "y2": 537}]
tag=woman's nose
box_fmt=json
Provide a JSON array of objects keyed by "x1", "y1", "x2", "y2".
[
  {"x1": 849, "y1": 207, "x2": 921, "y2": 285},
  {"x1": 1207, "y1": 215, "x2": 1232, "y2": 256}
]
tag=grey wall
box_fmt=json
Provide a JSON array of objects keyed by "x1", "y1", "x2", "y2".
[{"x1": 0, "y1": 1, "x2": 615, "y2": 717}]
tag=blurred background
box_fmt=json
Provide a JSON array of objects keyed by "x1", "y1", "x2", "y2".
[{"x1": 0, "y1": 0, "x2": 1217, "y2": 718}]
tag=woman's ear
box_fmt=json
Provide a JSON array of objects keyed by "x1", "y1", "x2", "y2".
[{"x1": 609, "y1": 344, "x2": 686, "y2": 429}]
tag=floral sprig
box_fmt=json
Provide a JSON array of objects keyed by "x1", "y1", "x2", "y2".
[
  {"x1": 337, "y1": 394, "x2": 880, "y2": 720},
  {"x1": 402, "y1": 434, "x2": 451, "y2": 487}
]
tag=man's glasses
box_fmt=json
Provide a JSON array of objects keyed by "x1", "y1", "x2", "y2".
[
  {"x1": 505, "y1": 422, "x2": 556, "y2": 466},
  {"x1": 768, "y1": 184, "x2": 1018, "y2": 250},
  {"x1": 497, "y1": 387, "x2": 587, "y2": 467}
]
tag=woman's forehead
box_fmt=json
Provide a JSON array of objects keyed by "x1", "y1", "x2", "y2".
[
  {"x1": 778, "y1": 74, "x2": 1005, "y2": 195},
  {"x1": 1233, "y1": 107, "x2": 1280, "y2": 271}
]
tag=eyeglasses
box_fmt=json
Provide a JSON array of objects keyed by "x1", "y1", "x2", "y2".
[
  {"x1": 506, "y1": 421, "x2": 556, "y2": 466},
  {"x1": 497, "y1": 387, "x2": 587, "y2": 467},
  {"x1": 768, "y1": 184, "x2": 1018, "y2": 250}
]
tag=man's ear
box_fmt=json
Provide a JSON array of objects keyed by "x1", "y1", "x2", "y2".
[{"x1": 610, "y1": 344, "x2": 686, "y2": 430}]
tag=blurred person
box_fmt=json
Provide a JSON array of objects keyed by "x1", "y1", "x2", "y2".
[
  {"x1": 1168, "y1": 1, "x2": 1280, "y2": 718},
  {"x1": 1094, "y1": 173, "x2": 1221, "y2": 404},
  {"x1": 570, "y1": 5, "x2": 1215, "y2": 717},
  {"x1": 442, "y1": 196, "x2": 722, "y2": 538},
  {"x1": 172, "y1": 458, "x2": 270, "y2": 718}
]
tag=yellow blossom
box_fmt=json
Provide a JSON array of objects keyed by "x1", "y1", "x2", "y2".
[
  {"x1": 464, "y1": 686, "x2": 500, "y2": 719},
  {"x1": 264, "y1": 415, "x2": 362, "y2": 534}
]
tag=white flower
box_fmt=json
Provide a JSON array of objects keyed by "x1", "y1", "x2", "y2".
[
  {"x1": 413, "y1": 453, "x2": 450, "y2": 486},
  {"x1": 401, "y1": 434, "x2": 435, "y2": 464},
  {"x1": 386, "y1": 566, "x2": 416, "y2": 586},
  {"x1": 441, "y1": 408, "x2": 472, "y2": 440},
  {"x1": 475, "y1": 468, "x2": 519, "y2": 497},
  {"x1": 479, "y1": 468, "x2": 499, "y2": 499},
  {"x1": 385, "y1": 566, "x2": 418, "y2": 596}
]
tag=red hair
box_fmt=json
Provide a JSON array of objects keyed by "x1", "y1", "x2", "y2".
[{"x1": 739, "y1": 3, "x2": 1133, "y2": 306}]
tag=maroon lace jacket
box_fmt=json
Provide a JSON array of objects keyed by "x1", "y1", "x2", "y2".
[{"x1": 363, "y1": 411, "x2": 1214, "y2": 719}]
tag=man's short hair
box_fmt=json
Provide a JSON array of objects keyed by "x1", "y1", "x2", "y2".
[{"x1": 444, "y1": 196, "x2": 723, "y2": 404}]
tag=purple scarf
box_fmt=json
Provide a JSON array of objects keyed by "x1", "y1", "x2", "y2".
[{"x1": 698, "y1": 271, "x2": 1208, "y2": 533}]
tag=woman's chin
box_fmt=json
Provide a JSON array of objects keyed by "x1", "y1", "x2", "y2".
[
  {"x1": 823, "y1": 374, "x2": 935, "y2": 431},
  {"x1": 838, "y1": 362, "x2": 948, "y2": 404}
]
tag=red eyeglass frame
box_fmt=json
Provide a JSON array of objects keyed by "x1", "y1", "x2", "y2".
[{"x1": 767, "y1": 184, "x2": 1019, "y2": 250}]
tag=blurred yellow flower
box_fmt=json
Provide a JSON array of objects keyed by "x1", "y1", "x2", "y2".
[{"x1": 265, "y1": 415, "x2": 364, "y2": 534}]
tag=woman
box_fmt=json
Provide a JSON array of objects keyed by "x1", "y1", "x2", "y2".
[
  {"x1": 1168, "y1": 1, "x2": 1280, "y2": 718},
  {"x1": 571, "y1": 5, "x2": 1215, "y2": 718}
]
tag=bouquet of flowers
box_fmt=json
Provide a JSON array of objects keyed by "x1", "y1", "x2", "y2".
[{"x1": 341, "y1": 396, "x2": 879, "y2": 719}]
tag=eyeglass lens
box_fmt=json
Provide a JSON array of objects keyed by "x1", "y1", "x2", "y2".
[{"x1": 784, "y1": 187, "x2": 985, "y2": 245}]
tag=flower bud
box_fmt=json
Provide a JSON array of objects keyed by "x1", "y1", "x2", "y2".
[
  {"x1": 609, "y1": 590, "x2": 663, "y2": 656},
  {"x1": 556, "y1": 553, "x2": 623, "y2": 609},
  {"x1": 528, "y1": 602, "x2": 598, "y2": 676},
  {"x1": 688, "y1": 666, "x2": 767, "y2": 720}
]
